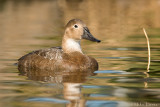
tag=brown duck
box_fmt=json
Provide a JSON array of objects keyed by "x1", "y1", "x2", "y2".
[{"x1": 18, "y1": 19, "x2": 101, "y2": 71}]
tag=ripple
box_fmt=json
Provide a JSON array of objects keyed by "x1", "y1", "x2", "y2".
[
  {"x1": 86, "y1": 100, "x2": 118, "y2": 107},
  {"x1": 25, "y1": 97, "x2": 69, "y2": 103},
  {"x1": 94, "y1": 70, "x2": 131, "y2": 74}
]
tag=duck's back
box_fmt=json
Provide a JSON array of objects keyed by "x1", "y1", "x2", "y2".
[
  {"x1": 18, "y1": 47, "x2": 98, "y2": 71},
  {"x1": 18, "y1": 47, "x2": 63, "y2": 70}
]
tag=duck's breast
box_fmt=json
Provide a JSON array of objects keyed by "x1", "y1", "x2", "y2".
[{"x1": 61, "y1": 52, "x2": 98, "y2": 71}]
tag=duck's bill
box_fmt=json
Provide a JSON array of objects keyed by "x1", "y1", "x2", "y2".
[{"x1": 82, "y1": 27, "x2": 101, "y2": 43}]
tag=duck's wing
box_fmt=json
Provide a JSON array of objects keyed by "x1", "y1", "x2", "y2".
[{"x1": 18, "y1": 47, "x2": 63, "y2": 61}]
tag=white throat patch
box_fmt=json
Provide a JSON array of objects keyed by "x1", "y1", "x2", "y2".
[{"x1": 65, "y1": 39, "x2": 82, "y2": 53}]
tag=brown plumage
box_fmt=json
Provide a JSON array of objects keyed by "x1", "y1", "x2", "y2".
[{"x1": 18, "y1": 19, "x2": 101, "y2": 72}]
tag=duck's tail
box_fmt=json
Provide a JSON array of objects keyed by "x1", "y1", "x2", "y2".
[{"x1": 13, "y1": 62, "x2": 18, "y2": 66}]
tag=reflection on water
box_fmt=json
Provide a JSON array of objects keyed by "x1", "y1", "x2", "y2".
[
  {"x1": 0, "y1": 0, "x2": 160, "y2": 107},
  {"x1": 18, "y1": 66, "x2": 95, "y2": 107}
]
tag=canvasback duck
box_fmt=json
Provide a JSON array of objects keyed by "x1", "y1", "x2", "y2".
[{"x1": 18, "y1": 19, "x2": 101, "y2": 71}]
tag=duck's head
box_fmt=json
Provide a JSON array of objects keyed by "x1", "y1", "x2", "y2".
[
  {"x1": 62, "y1": 19, "x2": 101, "y2": 53},
  {"x1": 64, "y1": 19, "x2": 101, "y2": 42}
]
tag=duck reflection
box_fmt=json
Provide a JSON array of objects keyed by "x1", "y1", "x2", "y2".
[{"x1": 18, "y1": 66, "x2": 96, "y2": 107}]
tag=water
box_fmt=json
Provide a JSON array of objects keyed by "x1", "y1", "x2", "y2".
[{"x1": 0, "y1": 0, "x2": 160, "y2": 107}]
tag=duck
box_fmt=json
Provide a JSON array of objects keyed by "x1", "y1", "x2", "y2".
[{"x1": 18, "y1": 19, "x2": 101, "y2": 71}]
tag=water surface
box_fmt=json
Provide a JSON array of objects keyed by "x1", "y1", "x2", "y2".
[{"x1": 0, "y1": 0, "x2": 160, "y2": 107}]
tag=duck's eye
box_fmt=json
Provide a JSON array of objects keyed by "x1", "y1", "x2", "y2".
[{"x1": 74, "y1": 24, "x2": 78, "y2": 28}]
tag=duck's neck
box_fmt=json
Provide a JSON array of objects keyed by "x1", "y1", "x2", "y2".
[{"x1": 62, "y1": 38, "x2": 83, "y2": 53}]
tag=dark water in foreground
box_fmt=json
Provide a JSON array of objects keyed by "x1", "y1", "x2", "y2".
[{"x1": 0, "y1": 0, "x2": 160, "y2": 107}]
